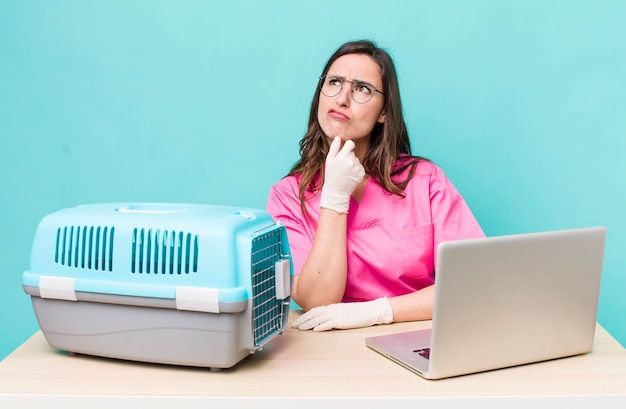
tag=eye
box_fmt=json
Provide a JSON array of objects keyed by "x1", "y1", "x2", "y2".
[
  {"x1": 354, "y1": 82, "x2": 372, "y2": 95},
  {"x1": 327, "y1": 76, "x2": 343, "y2": 88}
]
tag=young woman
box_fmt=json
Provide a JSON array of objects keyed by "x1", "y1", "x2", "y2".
[{"x1": 266, "y1": 40, "x2": 484, "y2": 331}]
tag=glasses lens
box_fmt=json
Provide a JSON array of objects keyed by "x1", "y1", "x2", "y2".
[
  {"x1": 321, "y1": 76, "x2": 342, "y2": 97},
  {"x1": 351, "y1": 82, "x2": 374, "y2": 104}
]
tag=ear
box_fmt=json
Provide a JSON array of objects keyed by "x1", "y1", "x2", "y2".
[{"x1": 377, "y1": 110, "x2": 386, "y2": 123}]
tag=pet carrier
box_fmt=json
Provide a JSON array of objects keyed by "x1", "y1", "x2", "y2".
[{"x1": 22, "y1": 203, "x2": 292, "y2": 370}]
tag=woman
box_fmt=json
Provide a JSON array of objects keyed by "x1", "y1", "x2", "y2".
[{"x1": 266, "y1": 40, "x2": 484, "y2": 331}]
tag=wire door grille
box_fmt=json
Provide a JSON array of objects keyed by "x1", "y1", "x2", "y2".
[{"x1": 251, "y1": 228, "x2": 285, "y2": 346}]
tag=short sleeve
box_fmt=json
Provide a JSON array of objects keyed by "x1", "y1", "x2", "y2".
[
  {"x1": 428, "y1": 165, "x2": 485, "y2": 265},
  {"x1": 266, "y1": 178, "x2": 315, "y2": 276}
]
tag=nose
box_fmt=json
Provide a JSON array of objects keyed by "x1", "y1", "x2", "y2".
[{"x1": 335, "y1": 83, "x2": 351, "y2": 106}]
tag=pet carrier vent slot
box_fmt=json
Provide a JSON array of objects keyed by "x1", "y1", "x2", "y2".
[
  {"x1": 54, "y1": 226, "x2": 114, "y2": 271},
  {"x1": 251, "y1": 229, "x2": 284, "y2": 346},
  {"x1": 131, "y1": 228, "x2": 199, "y2": 275}
]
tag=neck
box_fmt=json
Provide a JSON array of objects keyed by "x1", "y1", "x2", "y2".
[{"x1": 353, "y1": 139, "x2": 370, "y2": 162}]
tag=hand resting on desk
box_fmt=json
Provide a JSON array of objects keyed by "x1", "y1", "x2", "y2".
[{"x1": 291, "y1": 297, "x2": 393, "y2": 331}]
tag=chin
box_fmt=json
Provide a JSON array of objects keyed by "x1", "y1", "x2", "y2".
[{"x1": 320, "y1": 122, "x2": 344, "y2": 139}]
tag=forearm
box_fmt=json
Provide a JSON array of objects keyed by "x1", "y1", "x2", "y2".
[
  {"x1": 387, "y1": 284, "x2": 435, "y2": 322},
  {"x1": 293, "y1": 137, "x2": 364, "y2": 311},
  {"x1": 291, "y1": 284, "x2": 434, "y2": 332},
  {"x1": 293, "y1": 208, "x2": 348, "y2": 310}
]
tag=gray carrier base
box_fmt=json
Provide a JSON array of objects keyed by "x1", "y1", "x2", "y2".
[{"x1": 24, "y1": 285, "x2": 287, "y2": 370}]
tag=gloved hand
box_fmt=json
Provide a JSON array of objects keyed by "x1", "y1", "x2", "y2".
[
  {"x1": 320, "y1": 136, "x2": 365, "y2": 214},
  {"x1": 292, "y1": 298, "x2": 393, "y2": 331}
]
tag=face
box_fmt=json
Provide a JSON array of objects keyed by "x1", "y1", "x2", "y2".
[{"x1": 317, "y1": 54, "x2": 386, "y2": 157}]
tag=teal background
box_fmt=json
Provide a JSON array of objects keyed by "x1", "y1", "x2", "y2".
[{"x1": 1, "y1": 0, "x2": 624, "y2": 360}]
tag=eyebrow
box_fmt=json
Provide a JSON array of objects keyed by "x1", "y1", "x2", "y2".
[{"x1": 326, "y1": 74, "x2": 379, "y2": 88}]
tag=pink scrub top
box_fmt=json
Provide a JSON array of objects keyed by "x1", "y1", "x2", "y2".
[{"x1": 266, "y1": 160, "x2": 485, "y2": 303}]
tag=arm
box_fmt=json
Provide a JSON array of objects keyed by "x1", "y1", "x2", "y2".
[
  {"x1": 387, "y1": 284, "x2": 434, "y2": 322},
  {"x1": 292, "y1": 137, "x2": 365, "y2": 311},
  {"x1": 292, "y1": 208, "x2": 348, "y2": 310},
  {"x1": 291, "y1": 285, "x2": 434, "y2": 332}
]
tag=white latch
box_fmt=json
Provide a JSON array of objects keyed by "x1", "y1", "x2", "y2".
[
  {"x1": 275, "y1": 259, "x2": 291, "y2": 300},
  {"x1": 175, "y1": 286, "x2": 220, "y2": 313},
  {"x1": 39, "y1": 276, "x2": 77, "y2": 301}
]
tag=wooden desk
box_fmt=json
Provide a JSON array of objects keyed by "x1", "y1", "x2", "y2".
[{"x1": 1, "y1": 312, "x2": 625, "y2": 408}]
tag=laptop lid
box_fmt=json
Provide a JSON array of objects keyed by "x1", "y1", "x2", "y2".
[{"x1": 365, "y1": 226, "x2": 606, "y2": 380}]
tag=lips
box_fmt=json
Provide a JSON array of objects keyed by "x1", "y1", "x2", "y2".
[{"x1": 328, "y1": 109, "x2": 349, "y2": 120}]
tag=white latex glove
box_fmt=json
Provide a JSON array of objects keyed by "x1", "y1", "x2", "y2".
[
  {"x1": 292, "y1": 298, "x2": 393, "y2": 332},
  {"x1": 320, "y1": 136, "x2": 365, "y2": 214}
]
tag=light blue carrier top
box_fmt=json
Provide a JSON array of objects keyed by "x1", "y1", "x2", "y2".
[{"x1": 22, "y1": 203, "x2": 292, "y2": 307}]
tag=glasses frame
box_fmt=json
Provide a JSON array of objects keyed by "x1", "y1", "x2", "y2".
[{"x1": 319, "y1": 75, "x2": 385, "y2": 104}]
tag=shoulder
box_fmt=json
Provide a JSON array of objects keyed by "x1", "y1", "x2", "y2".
[
  {"x1": 414, "y1": 159, "x2": 440, "y2": 175},
  {"x1": 268, "y1": 175, "x2": 301, "y2": 202},
  {"x1": 271, "y1": 174, "x2": 300, "y2": 190},
  {"x1": 392, "y1": 158, "x2": 458, "y2": 197},
  {"x1": 393, "y1": 157, "x2": 443, "y2": 180}
]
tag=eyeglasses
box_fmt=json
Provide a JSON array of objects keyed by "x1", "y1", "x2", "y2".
[{"x1": 319, "y1": 75, "x2": 384, "y2": 104}]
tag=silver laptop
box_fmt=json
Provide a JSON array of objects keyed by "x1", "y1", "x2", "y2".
[{"x1": 365, "y1": 226, "x2": 606, "y2": 380}]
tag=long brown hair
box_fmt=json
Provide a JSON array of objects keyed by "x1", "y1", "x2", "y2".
[{"x1": 288, "y1": 40, "x2": 425, "y2": 215}]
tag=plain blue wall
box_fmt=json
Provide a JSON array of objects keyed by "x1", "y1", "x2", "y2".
[{"x1": 1, "y1": 0, "x2": 625, "y2": 360}]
